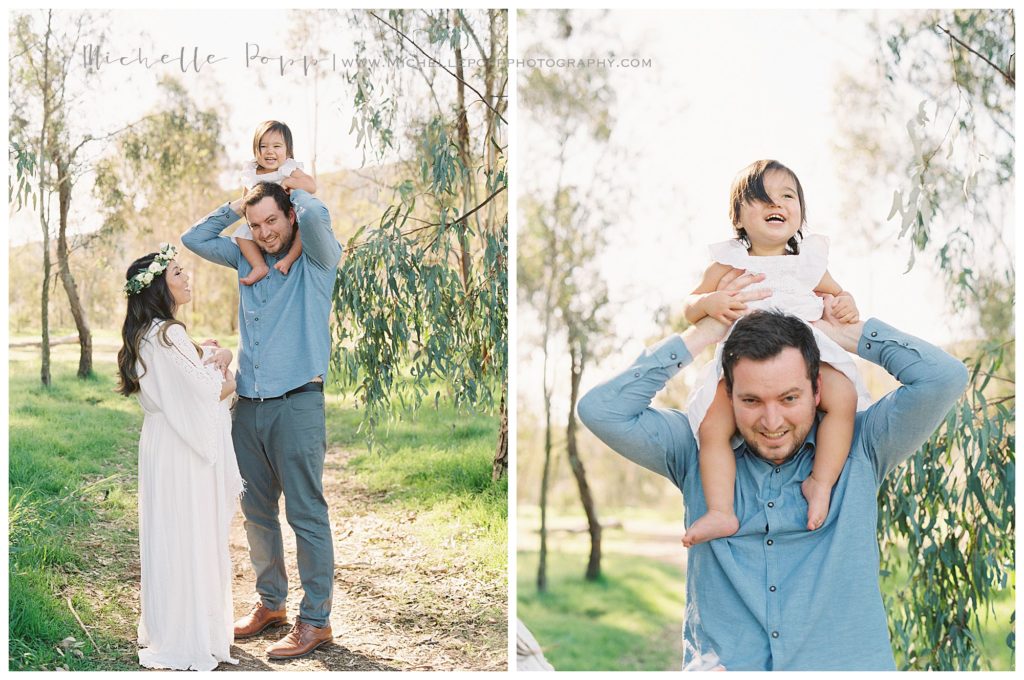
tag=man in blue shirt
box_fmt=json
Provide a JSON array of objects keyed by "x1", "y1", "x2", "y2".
[
  {"x1": 182, "y1": 182, "x2": 343, "y2": 660},
  {"x1": 577, "y1": 272, "x2": 968, "y2": 670}
]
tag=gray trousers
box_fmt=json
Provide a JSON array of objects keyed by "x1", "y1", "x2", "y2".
[{"x1": 232, "y1": 390, "x2": 333, "y2": 627}]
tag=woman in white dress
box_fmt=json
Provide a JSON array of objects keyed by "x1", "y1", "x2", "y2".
[{"x1": 116, "y1": 244, "x2": 244, "y2": 671}]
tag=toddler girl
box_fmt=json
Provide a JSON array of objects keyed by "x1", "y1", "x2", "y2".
[
  {"x1": 235, "y1": 120, "x2": 316, "y2": 285},
  {"x1": 681, "y1": 159, "x2": 871, "y2": 548}
]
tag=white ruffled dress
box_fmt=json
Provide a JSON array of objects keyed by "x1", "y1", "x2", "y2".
[
  {"x1": 685, "y1": 234, "x2": 872, "y2": 435},
  {"x1": 135, "y1": 321, "x2": 244, "y2": 671},
  {"x1": 231, "y1": 158, "x2": 303, "y2": 242}
]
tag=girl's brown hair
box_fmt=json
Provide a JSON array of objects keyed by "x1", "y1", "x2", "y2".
[
  {"x1": 729, "y1": 159, "x2": 807, "y2": 255},
  {"x1": 252, "y1": 120, "x2": 294, "y2": 163}
]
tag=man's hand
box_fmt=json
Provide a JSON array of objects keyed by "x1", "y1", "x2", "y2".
[
  {"x1": 701, "y1": 290, "x2": 753, "y2": 324},
  {"x1": 229, "y1": 196, "x2": 246, "y2": 217},
  {"x1": 830, "y1": 291, "x2": 860, "y2": 324},
  {"x1": 683, "y1": 268, "x2": 771, "y2": 356},
  {"x1": 812, "y1": 294, "x2": 864, "y2": 353}
]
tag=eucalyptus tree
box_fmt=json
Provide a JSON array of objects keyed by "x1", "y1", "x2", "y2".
[
  {"x1": 332, "y1": 10, "x2": 509, "y2": 479},
  {"x1": 9, "y1": 10, "x2": 105, "y2": 382},
  {"x1": 518, "y1": 10, "x2": 621, "y2": 587},
  {"x1": 836, "y1": 9, "x2": 1014, "y2": 669}
]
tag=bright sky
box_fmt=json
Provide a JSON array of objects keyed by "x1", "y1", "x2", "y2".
[
  {"x1": 517, "y1": 9, "x2": 991, "y2": 418},
  {"x1": 8, "y1": 9, "x2": 375, "y2": 244}
]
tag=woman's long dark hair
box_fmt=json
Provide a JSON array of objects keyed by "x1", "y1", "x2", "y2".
[{"x1": 116, "y1": 253, "x2": 188, "y2": 396}]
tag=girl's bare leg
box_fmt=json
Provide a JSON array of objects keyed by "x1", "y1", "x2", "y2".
[
  {"x1": 273, "y1": 230, "x2": 303, "y2": 276},
  {"x1": 801, "y1": 365, "x2": 857, "y2": 530},
  {"x1": 238, "y1": 238, "x2": 270, "y2": 285},
  {"x1": 683, "y1": 380, "x2": 741, "y2": 547}
]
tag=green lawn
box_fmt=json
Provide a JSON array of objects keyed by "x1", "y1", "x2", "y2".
[
  {"x1": 518, "y1": 550, "x2": 685, "y2": 671},
  {"x1": 9, "y1": 350, "x2": 506, "y2": 670},
  {"x1": 518, "y1": 511, "x2": 1014, "y2": 671}
]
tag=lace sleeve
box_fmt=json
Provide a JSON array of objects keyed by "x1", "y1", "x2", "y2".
[
  {"x1": 707, "y1": 239, "x2": 749, "y2": 269},
  {"x1": 140, "y1": 322, "x2": 224, "y2": 464},
  {"x1": 278, "y1": 158, "x2": 299, "y2": 178},
  {"x1": 800, "y1": 233, "x2": 830, "y2": 289}
]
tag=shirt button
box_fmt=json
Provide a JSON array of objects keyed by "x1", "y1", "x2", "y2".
[
  {"x1": 774, "y1": 467, "x2": 781, "y2": 474},
  {"x1": 255, "y1": 341, "x2": 260, "y2": 346},
  {"x1": 255, "y1": 364, "x2": 259, "y2": 369},
  {"x1": 677, "y1": 363, "x2": 683, "y2": 368},
  {"x1": 766, "y1": 539, "x2": 774, "y2": 546},
  {"x1": 255, "y1": 317, "x2": 260, "y2": 321},
  {"x1": 770, "y1": 586, "x2": 777, "y2": 592},
  {"x1": 767, "y1": 502, "x2": 775, "y2": 508},
  {"x1": 634, "y1": 372, "x2": 640, "y2": 377},
  {"x1": 772, "y1": 631, "x2": 780, "y2": 639},
  {"x1": 670, "y1": 353, "x2": 677, "y2": 360},
  {"x1": 865, "y1": 342, "x2": 871, "y2": 349},
  {"x1": 870, "y1": 331, "x2": 877, "y2": 337}
]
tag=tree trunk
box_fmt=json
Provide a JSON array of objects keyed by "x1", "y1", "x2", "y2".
[
  {"x1": 451, "y1": 10, "x2": 475, "y2": 290},
  {"x1": 537, "y1": 378, "x2": 553, "y2": 593},
  {"x1": 567, "y1": 341, "x2": 601, "y2": 580},
  {"x1": 492, "y1": 390, "x2": 508, "y2": 481},
  {"x1": 537, "y1": 328, "x2": 555, "y2": 592},
  {"x1": 55, "y1": 153, "x2": 92, "y2": 378},
  {"x1": 37, "y1": 11, "x2": 54, "y2": 388}
]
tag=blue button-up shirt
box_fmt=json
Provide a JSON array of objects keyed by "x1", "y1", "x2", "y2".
[
  {"x1": 181, "y1": 190, "x2": 343, "y2": 399},
  {"x1": 577, "y1": 319, "x2": 968, "y2": 671}
]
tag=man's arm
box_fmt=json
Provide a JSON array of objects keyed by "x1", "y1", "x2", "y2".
[
  {"x1": 814, "y1": 294, "x2": 969, "y2": 483},
  {"x1": 289, "y1": 189, "x2": 342, "y2": 270},
  {"x1": 577, "y1": 327, "x2": 699, "y2": 484},
  {"x1": 180, "y1": 201, "x2": 244, "y2": 269}
]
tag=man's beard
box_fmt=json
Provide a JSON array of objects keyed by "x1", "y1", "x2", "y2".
[
  {"x1": 259, "y1": 225, "x2": 295, "y2": 257},
  {"x1": 739, "y1": 415, "x2": 816, "y2": 465}
]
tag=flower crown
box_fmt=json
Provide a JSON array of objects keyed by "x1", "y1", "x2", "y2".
[{"x1": 123, "y1": 243, "x2": 178, "y2": 296}]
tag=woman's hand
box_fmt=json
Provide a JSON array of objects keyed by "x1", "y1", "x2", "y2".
[{"x1": 204, "y1": 346, "x2": 232, "y2": 374}]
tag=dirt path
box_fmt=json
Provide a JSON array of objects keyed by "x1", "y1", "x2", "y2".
[{"x1": 222, "y1": 447, "x2": 507, "y2": 672}]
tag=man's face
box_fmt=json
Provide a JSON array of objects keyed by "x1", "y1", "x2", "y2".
[
  {"x1": 245, "y1": 196, "x2": 295, "y2": 255},
  {"x1": 729, "y1": 347, "x2": 821, "y2": 464}
]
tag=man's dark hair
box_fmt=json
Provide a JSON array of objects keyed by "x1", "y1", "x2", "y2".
[
  {"x1": 242, "y1": 181, "x2": 292, "y2": 217},
  {"x1": 722, "y1": 310, "x2": 820, "y2": 394}
]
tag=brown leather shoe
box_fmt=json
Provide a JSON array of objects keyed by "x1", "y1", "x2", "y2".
[
  {"x1": 233, "y1": 602, "x2": 288, "y2": 640},
  {"x1": 266, "y1": 621, "x2": 333, "y2": 659}
]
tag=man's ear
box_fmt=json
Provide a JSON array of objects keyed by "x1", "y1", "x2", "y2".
[
  {"x1": 288, "y1": 207, "x2": 297, "y2": 228},
  {"x1": 814, "y1": 374, "x2": 823, "y2": 408}
]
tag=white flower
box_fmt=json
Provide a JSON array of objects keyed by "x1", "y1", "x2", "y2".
[
  {"x1": 148, "y1": 262, "x2": 163, "y2": 273},
  {"x1": 141, "y1": 272, "x2": 154, "y2": 284}
]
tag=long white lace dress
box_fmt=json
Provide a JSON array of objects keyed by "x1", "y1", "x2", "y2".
[
  {"x1": 686, "y1": 234, "x2": 872, "y2": 434},
  {"x1": 135, "y1": 321, "x2": 243, "y2": 671}
]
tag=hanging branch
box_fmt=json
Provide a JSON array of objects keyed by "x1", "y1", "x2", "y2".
[{"x1": 369, "y1": 11, "x2": 508, "y2": 124}]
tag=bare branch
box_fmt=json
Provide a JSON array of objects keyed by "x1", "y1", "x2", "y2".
[
  {"x1": 369, "y1": 11, "x2": 507, "y2": 125},
  {"x1": 937, "y1": 23, "x2": 1015, "y2": 86}
]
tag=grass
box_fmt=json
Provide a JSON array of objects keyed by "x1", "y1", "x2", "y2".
[
  {"x1": 9, "y1": 354, "x2": 142, "y2": 671},
  {"x1": 518, "y1": 508, "x2": 1014, "y2": 671},
  {"x1": 328, "y1": 398, "x2": 507, "y2": 580},
  {"x1": 9, "y1": 349, "x2": 507, "y2": 670},
  {"x1": 518, "y1": 549, "x2": 685, "y2": 671}
]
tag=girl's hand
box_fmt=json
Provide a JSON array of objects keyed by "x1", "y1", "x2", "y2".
[
  {"x1": 830, "y1": 291, "x2": 860, "y2": 324},
  {"x1": 201, "y1": 338, "x2": 221, "y2": 348}
]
